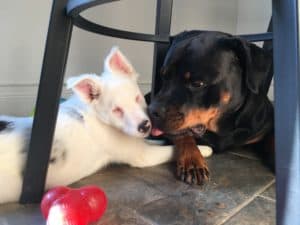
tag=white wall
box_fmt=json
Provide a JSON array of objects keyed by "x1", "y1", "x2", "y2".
[
  {"x1": 236, "y1": 0, "x2": 273, "y2": 99},
  {"x1": 236, "y1": 0, "x2": 271, "y2": 35},
  {"x1": 0, "y1": 1, "x2": 52, "y2": 115},
  {"x1": 0, "y1": 0, "x2": 271, "y2": 116}
]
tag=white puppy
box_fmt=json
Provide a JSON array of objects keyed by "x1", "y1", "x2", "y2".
[{"x1": 0, "y1": 47, "x2": 212, "y2": 203}]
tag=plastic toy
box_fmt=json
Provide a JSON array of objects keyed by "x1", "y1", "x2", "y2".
[{"x1": 41, "y1": 185, "x2": 107, "y2": 225}]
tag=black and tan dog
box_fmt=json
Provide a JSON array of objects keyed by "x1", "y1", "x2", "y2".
[{"x1": 148, "y1": 31, "x2": 274, "y2": 185}]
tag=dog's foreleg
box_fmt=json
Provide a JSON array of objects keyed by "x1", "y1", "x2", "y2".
[
  {"x1": 129, "y1": 143, "x2": 212, "y2": 168},
  {"x1": 173, "y1": 136, "x2": 210, "y2": 185}
]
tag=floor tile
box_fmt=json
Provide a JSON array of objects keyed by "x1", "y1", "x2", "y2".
[
  {"x1": 228, "y1": 147, "x2": 260, "y2": 160},
  {"x1": 71, "y1": 166, "x2": 166, "y2": 210},
  {"x1": 121, "y1": 163, "x2": 191, "y2": 196},
  {"x1": 0, "y1": 203, "x2": 43, "y2": 225},
  {"x1": 95, "y1": 206, "x2": 153, "y2": 225},
  {"x1": 137, "y1": 153, "x2": 274, "y2": 225},
  {"x1": 222, "y1": 197, "x2": 275, "y2": 225}
]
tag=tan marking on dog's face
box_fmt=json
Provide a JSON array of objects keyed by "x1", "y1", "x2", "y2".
[
  {"x1": 154, "y1": 91, "x2": 230, "y2": 134},
  {"x1": 221, "y1": 92, "x2": 231, "y2": 104},
  {"x1": 178, "y1": 108, "x2": 220, "y2": 132}
]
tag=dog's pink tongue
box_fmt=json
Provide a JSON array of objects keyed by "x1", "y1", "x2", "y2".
[{"x1": 151, "y1": 128, "x2": 164, "y2": 136}]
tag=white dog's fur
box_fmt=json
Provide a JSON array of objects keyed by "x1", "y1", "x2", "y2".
[{"x1": 0, "y1": 47, "x2": 212, "y2": 203}]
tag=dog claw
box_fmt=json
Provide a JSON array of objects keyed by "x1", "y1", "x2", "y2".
[
  {"x1": 197, "y1": 167, "x2": 209, "y2": 185},
  {"x1": 192, "y1": 169, "x2": 198, "y2": 184},
  {"x1": 185, "y1": 173, "x2": 193, "y2": 184},
  {"x1": 175, "y1": 136, "x2": 210, "y2": 185},
  {"x1": 177, "y1": 164, "x2": 209, "y2": 185},
  {"x1": 180, "y1": 173, "x2": 185, "y2": 182},
  {"x1": 177, "y1": 167, "x2": 184, "y2": 180}
]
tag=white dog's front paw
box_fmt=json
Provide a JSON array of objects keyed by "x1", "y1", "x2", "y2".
[{"x1": 197, "y1": 145, "x2": 213, "y2": 158}]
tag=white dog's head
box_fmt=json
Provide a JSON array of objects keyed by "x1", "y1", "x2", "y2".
[{"x1": 67, "y1": 47, "x2": 151, "y2": 138}]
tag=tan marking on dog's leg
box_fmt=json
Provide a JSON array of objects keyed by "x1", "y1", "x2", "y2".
[{"x1": 173, "y1": 135, "x2": 209, "y2": 185}]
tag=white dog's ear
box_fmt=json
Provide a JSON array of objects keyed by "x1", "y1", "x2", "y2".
[
  {"x1": 67, "y1": 74, "x2": 101, "y2": 103},
  {"x1": 104, "y1": 46, "x2": 138, "y2": 80}
]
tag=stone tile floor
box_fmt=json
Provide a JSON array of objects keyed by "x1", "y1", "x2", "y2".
[{"x1": 0, "y1": 147, "x2": 275, "y2": 225}]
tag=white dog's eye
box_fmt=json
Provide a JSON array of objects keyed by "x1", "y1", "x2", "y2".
[
  {"x1": 135, "y1": 95, "x2": 142, "y2": 103},
  {"x1": 112, "y1": 106, "x2": 124, "y2": 117}
]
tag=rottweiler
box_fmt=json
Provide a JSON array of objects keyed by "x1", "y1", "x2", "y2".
[{"x1": 148, "y1": 31, "x2": 274, "y2": 185}]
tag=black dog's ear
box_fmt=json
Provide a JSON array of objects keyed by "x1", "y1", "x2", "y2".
[
  {"x1": 162, "y1": 30, "x2": 203, "y2": 75},
  {"x1": 219, "y1": 37, "x2": 272, "y2": 94}
]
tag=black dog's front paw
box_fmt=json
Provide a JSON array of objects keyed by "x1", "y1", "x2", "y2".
[
  {"x1": 176, "y1": 147, "x2": 210, "y2": 185},
  {"x1": 177, "y1": 163, "x2": 209, "y2": 185}
]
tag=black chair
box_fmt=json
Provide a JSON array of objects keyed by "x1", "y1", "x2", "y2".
[{"x1": 20, "y1": 1, "x2": 300, "y2": 224}]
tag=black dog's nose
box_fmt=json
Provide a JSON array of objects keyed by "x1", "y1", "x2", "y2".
[{"x1": 138, "y1": 120, "x2": 151, "y2": 133}]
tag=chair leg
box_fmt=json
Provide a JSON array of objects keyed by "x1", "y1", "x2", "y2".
[
  {"x1": 272, "y1": 0, "x2": 300, "y2": 224},
  {"x1": 20, "y1": 0, "x2": 73, "y2": 203},
  {"x1": 151, "y1": 0, "x2": 173, "y2": 99}
]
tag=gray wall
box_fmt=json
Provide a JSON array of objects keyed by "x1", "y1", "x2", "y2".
[
  {"x1": 236, "y1": 0, "x2": 273, "y2": 99},
  {"x1": 0, "y1": 0, "x2": 271, "y2": 116}
]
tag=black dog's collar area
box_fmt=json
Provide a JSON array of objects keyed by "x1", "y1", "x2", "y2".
[
  {"x1": 145, "y1": 124, "x2": 206, "y2": 145},
  {"x1": 167, "y1": 124, "x2": 207, "y2": 138},
  {"x1": 190, "y1": 125, "x2": 207, "y2": 137}
]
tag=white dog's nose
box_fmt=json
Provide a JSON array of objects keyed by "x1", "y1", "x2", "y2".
[{"x1": 138, "y1": 120, "x2": 151, "y2": 134}]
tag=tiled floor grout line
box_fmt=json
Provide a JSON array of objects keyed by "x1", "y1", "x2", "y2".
[
  {"x1": 215, "y1": 179, "x2": 275, "y2": 225},
  {"x1": 228, "y1": 152, "x2": 259, "y2": 161},
  {"x1": 131, "y1": 210, "x2": 161, "y2": 225},
  {"x1": 139, "y1": 196, "x2": 170, "y2": 208},
  {"x1": 130, "y1": 173, "x2": 189, "y2": 197},
  {"x1": 258, "y1": 194, "x2": 276, "y2": 203}
]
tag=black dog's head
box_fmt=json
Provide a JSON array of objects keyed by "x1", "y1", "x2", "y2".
[{"x1": 149, "y1": 31, "x2": 272, "y2": 136}]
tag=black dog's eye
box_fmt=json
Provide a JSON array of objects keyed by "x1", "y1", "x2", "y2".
[{"x1": 190, "y1": 80, "x2": 206, "y2": 88}]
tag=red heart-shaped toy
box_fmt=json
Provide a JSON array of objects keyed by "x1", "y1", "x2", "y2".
[
  {"x1": 78, "y1": 186, "x2": 107, "y2": 222},
  {"x1": 41, "y1": 186, "x2": 107, "y2": 225},
  {"x1": 41, "y1": 186, "x2": 71, "y2": 219}
]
